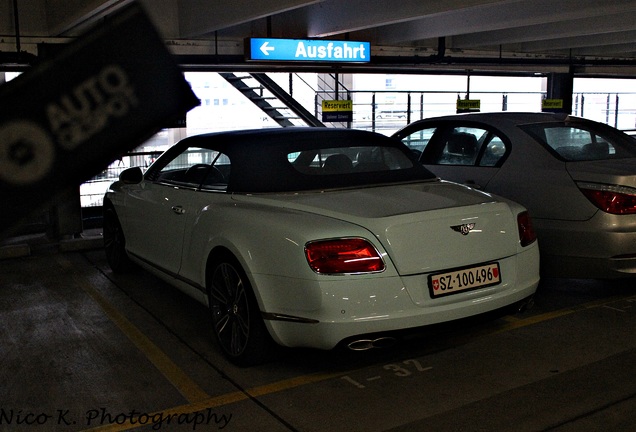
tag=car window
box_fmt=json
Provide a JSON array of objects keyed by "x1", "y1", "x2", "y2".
[
  {"x1": 438, "y1": 128, "x2": 481, "y2": 165},
  {"x1": 288, "y1": 145, "x2": 413, "y2": 176},
  {"x1": 437, "y1": 127, "x2": 508, "y2": 167},
  {"x1": 201, "y1": 153, "x2": 231, "y2": 191},
  {"x1": 479, "y1": 134, "x2": 507, "y2": 167},
  {"x1": 533, "y1": 126, "x2": 614, "y2": 161},
  {"x1": 153, "y1": 146, "x2": 230, "y2": 190},
  {"x1": 400, "y1": 127, "x2": 437, "y2": 159},
  {"x1": 400, "y1": 125, "x2": 508, "y2": 167},
  {"x1": 520, "y1": 122, "x2": 636, "y2": 161}
]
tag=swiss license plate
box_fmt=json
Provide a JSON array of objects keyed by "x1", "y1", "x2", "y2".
[{"x1": 429, "y1": 262, "x2": 501, "y2": 298}]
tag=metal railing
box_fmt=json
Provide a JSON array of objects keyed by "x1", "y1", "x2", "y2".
[
  {"x1": 321, "y1": 90, "x2": 548, "y2": 134},
  {"x1": 80, "y1": 87, "x2": 636, "y2": 208},
  {"x1": 573, "y1": 92, "x2": 636, "y2": 130}
]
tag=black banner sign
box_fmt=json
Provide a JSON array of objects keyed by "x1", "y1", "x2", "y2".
[{"x1": 0, "y1": 2, "x2": 199, "y2": 237}]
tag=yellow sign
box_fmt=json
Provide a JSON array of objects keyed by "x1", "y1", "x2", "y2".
[
  {"x1": 542, "y1": 99, "x2": 564, "y2": 109},
  {"x1": 322, "y1": 100, "x2": 353, "y2": 122},
  {"x1": 456, "y1": 99, "x2": 481, "y2": 110},
  {"x1": 322, "y1": 100, "x2": 353, "y2": 112}
]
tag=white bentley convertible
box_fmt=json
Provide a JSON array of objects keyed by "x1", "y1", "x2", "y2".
[{"x1": 104, "y1": 128, "x2": 539, "y2": 365}]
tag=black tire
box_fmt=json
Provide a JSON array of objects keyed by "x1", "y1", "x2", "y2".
[
  {"x1": 207, "y1": 255, "x2": 275, "y2": 366},
  {"x1": 103, "y1": 207, "x2": 132, "y2": 273}
]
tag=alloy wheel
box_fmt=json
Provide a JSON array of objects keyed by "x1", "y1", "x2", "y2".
[{"x1": 209, "y1": 262, "x2": 251, "y2": 357}]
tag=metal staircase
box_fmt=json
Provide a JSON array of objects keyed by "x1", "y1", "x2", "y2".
[{"x1": 219, "y1": 72, "x2": 325, "y2": 128}]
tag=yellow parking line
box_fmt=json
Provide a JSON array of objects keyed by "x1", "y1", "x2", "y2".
[
  {"x1": 83, "y1": 371, "x2": 341, "y2": 431},
  {"x1": 56, "y1": 256, "x2": 210, "y2": 404},
  {"x1": 245, "y1": 371, "x2": 343, "y2": 397},
  {"x1": 495, "y1": 293, "x2": 636, "y2": 334}
]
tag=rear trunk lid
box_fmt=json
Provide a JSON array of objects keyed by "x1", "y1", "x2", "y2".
[
  {"x1": 566, "y1": 158, "x2": 636, "y2": 187},
  {"x1": 238, "y1": 181, "x2": 520, "y2": 275},
  {"x1": 376, "y1": 200, "x2": 517, "y2": 275}
]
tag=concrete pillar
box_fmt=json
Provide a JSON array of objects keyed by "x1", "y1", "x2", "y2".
[
  {"x1": 544, "y1": 72, "x2": 574, "y2": 114},
  {"x1": 48, "y1": 187, "x2": 83, "y2": 240}
]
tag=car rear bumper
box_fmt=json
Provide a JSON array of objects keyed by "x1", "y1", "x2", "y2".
[
  {"x1": 535, "y1": 214, "x2": 636, "y2": 278},
  {"x1": 541, "y1": 253, "x2": 636, "y2": 279},
  {"x1": 257, "y1": 245, "x2": 540, "y2": 350}
]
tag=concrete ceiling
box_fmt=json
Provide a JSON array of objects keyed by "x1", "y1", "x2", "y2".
[{"x1": 2, "y1": 0, "x2": 636, "y2": 75}]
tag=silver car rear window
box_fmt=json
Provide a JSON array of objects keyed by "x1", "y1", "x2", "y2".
[{"x1": 520, "y1": 122, "x2": 636, "y2": 161}]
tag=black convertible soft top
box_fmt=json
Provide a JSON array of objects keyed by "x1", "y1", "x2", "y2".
[{"x1": 146, "y1": 127, "x2": 437, "y2": 193}]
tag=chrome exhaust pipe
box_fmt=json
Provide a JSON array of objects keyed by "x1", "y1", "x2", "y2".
[
  {"x1": 517, "y1": 296, "x2": 535, "y2": 313},
  {"x1": 347, "y1": 337, "x2": 396, "y2": 351}
]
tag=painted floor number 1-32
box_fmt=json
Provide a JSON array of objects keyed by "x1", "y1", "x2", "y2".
[{"x1": 341, "y1": 359, "x2": 432, "y2": 389}]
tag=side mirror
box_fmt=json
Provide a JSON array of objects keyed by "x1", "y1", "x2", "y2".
[{"x1": 119, "y1": 167, "x2": 143, "y2": 184}]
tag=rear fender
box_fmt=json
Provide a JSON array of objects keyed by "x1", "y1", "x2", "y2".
[{"x1": 179, "y1": 205, "x2": 389, "y2": 308}]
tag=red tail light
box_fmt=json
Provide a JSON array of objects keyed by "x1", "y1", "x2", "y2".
[
  {"x1": 305, "y1": 238, "x2": 385, "y2": 274},
  {"x1": 578, "y1": 183, "x2": 636, "y2": 215},
  {"x1": 517, "y1": 211, "x2": 537, "y2": 247}
]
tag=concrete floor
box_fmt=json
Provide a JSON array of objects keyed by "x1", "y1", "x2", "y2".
[{"x1": 1, "y1": 236, "x2": 636, "y2": 432}]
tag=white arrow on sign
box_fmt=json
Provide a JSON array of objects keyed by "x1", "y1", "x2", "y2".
[{"x1": 260, "y1": 41, "x2": 275, "y2": 56}]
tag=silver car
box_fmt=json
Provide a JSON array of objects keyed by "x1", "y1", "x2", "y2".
[{"x1": 394, "y1": 112, "x2": 636, "y2": 279}]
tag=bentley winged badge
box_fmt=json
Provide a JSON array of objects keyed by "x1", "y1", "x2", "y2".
[{"x1": 451, "y1": 223, "x2": 476, "y2": 235}]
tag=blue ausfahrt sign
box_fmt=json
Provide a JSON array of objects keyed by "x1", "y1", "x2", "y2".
[{"x1": 247, "y1": 38, "x2": 370, "y2": 63}]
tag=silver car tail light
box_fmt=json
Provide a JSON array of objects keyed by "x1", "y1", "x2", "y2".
[{"x1": 577, "y1": 182, "x2": 636, "y2": 215}]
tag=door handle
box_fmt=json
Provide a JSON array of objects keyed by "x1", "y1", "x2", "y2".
[{"x1": 171, "y1": 206, "x2": 186, "y2": 215}]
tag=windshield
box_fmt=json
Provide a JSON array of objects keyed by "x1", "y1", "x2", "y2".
[{"x1": 520, "y1": 121, "x2": 636, "y2": 161}]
